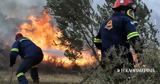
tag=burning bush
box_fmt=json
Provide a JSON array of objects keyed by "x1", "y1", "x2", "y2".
[{"x1": 18, "y1": 10, "x2": 97, "y2": 69}]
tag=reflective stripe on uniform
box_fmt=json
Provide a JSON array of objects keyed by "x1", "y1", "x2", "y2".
[
  {"x1": 19, "y1": 39, "x2": 28, "y2": 42},
  {"x1": 94, "y1": 38, "x2": 102, "y2": 43},
  {"x1": 32, "y1": 65, "x2": 38, "y2": 68},
  {"x1": 10, "y1": 48, "x2": 19, "y2": 52},
  {"x1": 127, "y1": 32, "x2": 139, "y2": 40},
  {"x1": 16, "y1": 72, "x2": 24, "y2": 78}
]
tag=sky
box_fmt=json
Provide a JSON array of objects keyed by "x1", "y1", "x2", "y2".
[
  {"x1": 93, "y1": 0, "x2": 105, "y2": 5},
  {"x1": 144, "y1": 0, "x2": 160, "y2": 27},
  {"x1": 145, "y1": 0, "x2": 160, "y2": 14}
]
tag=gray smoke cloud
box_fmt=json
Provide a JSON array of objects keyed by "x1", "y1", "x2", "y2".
[{"x1": 0, "y1": 0, "x2": 46, "y2": 44}]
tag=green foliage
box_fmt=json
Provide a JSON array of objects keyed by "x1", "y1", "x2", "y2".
[
  {"x1": 46, "y1": 0, "x2": 98, "y2": 52},
  {"x1": 136, "y1": 2, "x2": 159, "y2": 48},
  {"x1": 84, "y1": 48, "x2": 160, "y2": 84}
]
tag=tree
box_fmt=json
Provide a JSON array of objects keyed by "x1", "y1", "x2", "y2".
[
  {"x1": 136, "y1": 1, "x2": 159, "y2": 48},
  {"x1": 47, "y1": 0, "x2": 94, "y2": 50}
]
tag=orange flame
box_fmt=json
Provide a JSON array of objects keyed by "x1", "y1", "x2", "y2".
[{"x1": 19, "y1": 10, "x2": 97, "y2": 68}]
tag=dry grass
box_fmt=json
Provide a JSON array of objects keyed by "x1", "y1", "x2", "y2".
[{"x1": 0, "y1": 70, "x2": 83, "y2": 84}]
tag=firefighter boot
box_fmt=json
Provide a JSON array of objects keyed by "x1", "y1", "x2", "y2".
[
  {"x1": 30, "y1": 67, "x2": 39, "y2": 83},
  {"x1": 17, "y1": 73, "x2": 28, "y2": 84}
]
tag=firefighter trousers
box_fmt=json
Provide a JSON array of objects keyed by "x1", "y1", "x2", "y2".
[{"x1": 16, "y1": 55, "x2": 43, "y2": 84}]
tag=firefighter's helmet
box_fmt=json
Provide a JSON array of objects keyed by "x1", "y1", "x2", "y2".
[
  {"x1": 15, "y1": 32, "x2": 23, "y2": 40},
  {"x1": 113, "y1": 0, "x2": 134, "y2": 9},
  {"x1": 113, "y1": 0, "x2": 136, "y2": 19}
]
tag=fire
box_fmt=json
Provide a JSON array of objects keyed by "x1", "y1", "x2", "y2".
[{"x1": 19, "y1": 10, "x2": 97, "y2": 68}]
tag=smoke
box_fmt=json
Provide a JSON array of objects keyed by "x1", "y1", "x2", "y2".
[
  {"x1": 43, "y1": 49, "x2": 65, "y2": 57},
  {"x1": 0, "y1": 0, "x2": 46, "y2": 44}
]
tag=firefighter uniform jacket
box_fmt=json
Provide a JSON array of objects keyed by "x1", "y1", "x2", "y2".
[
  {"x1": 10, "y1": 37, "x2": 43, "y2": 65},
  {"x1": 96, "y1": 12, "x2": 140, "y2": 52}
]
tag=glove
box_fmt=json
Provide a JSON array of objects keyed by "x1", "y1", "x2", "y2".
[
  {"x1": 10, "y1": 57, "x2": 16, "y2": 67},
  {"x1": 93, "y1": 37, "x2": 102, "y2": 50},
  {"x1": 10, "y1": 52, "x2": 17, "y2": 67},
  {"x1": 10, "y1": 63, "x2": 14, "y2": 67}
]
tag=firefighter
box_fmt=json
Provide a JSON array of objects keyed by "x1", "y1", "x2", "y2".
[
  {"x1": 94, "y1": 0, "x2": 143, "y2": 69},
  {"x1": 10, "y1": 33, "x2": 44, "y2": 84}
]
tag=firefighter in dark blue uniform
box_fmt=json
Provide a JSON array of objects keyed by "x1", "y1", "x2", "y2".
[
  {"x1": 10, "y1": 33, "x2": 43, "y2": 84},
  {"x1": 94, "y1": 0, "x2": 143, "y2": 69}
]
